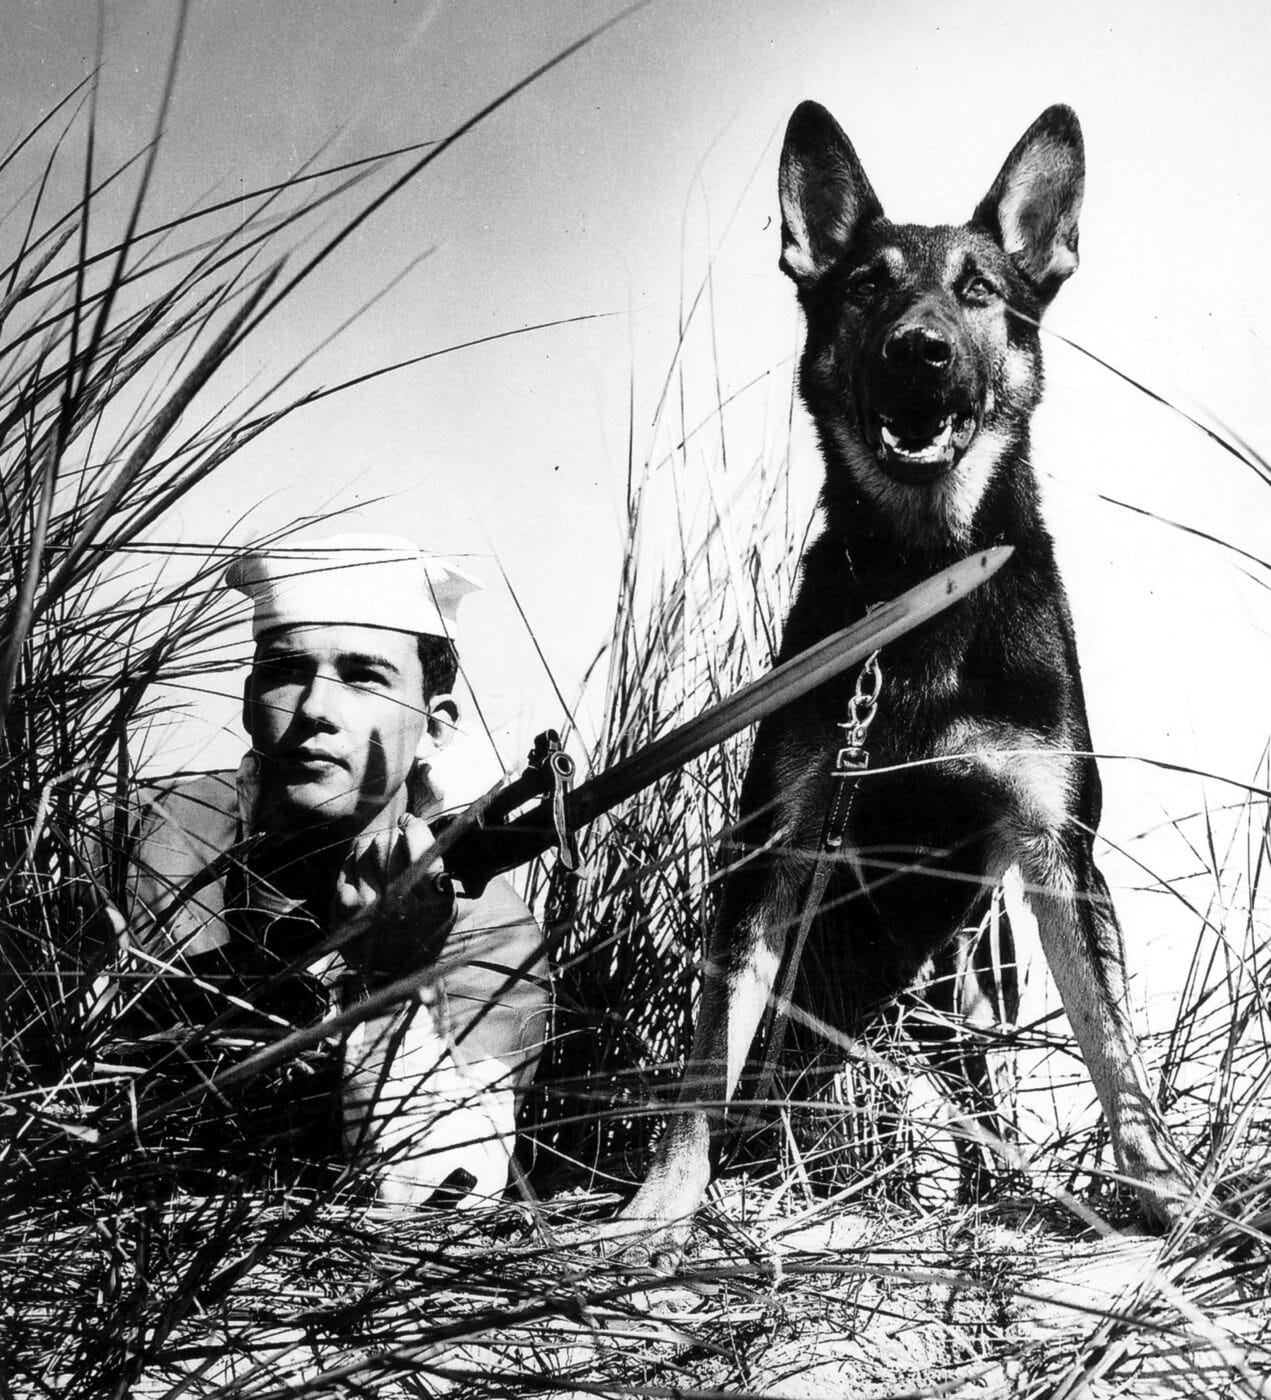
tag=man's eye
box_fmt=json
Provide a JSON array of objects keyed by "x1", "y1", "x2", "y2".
[
  {"x1": 346, "y1": 668, "x2": 390, "y2": 689},
  {"x1": 257, "y1": 658, "x2": 300, "y2": 684}
]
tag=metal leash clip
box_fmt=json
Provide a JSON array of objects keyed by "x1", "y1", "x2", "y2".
[
  {"x1": 834, "y1": 651, "x2": 883, "y2": 776},
  {"x1": 824, "y1": 651, "x2": 884, "y2": 853}
]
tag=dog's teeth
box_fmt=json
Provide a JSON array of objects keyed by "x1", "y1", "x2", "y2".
[{"x1": 880, "y1": 417, "x2": 955, "y2": 463}]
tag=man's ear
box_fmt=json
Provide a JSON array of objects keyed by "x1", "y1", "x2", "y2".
[
  {"x1": 972, "y1": 104, "x2": 1084, "y2": 302},
  {"x1": 422, "y1": 694, "x2": 459, "y2": 753},
  {"x1": 241, "y1": 674, "x2": 258, "y2": 741}
]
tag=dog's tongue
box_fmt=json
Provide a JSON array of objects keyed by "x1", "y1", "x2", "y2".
[
  {"x1": 880, "y1": 414, "x2": 955, "y2": 465},
  {"x1": 891, "y1": 411, "x2": 947, "y2": 443}
]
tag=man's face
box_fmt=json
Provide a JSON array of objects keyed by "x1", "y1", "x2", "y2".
[{"x1": 244, "y1": 624, "x2": 435, "y2": 833}]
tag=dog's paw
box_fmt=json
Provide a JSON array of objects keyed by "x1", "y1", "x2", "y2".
[
  {"x1": 590, "y1": 1174, "x2": 705, "y2": 1271},
  {"x1": 592, "y1": 1212, "x2": 692, "y2": 1272},
  {"x1": 1129, "y1": 1162, "x2": 1197, "y2": 1235},
  {"x1": 593, "y1": 1133, "x2": 711, "y2": 1269}
]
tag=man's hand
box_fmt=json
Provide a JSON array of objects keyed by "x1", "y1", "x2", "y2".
[
  {"x1": 333, "y1": 817, "x2": 514, "y2": 1210},
  {"x1": 333, "y1": 816, "x2": 457, "y2": 983}
]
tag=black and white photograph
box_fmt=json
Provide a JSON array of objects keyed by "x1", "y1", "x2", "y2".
[{"x1": 2, "y1": 3, "x2": 1269, "y2": 1393}]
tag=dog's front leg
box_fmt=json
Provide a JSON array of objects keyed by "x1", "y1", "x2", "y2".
[
  {"x1": 611, "y1": 848, "x2": 803, "y2": 1266},
  {"x1": 1017, "y1": 833, "x2": 1191, "y2": 1228}
]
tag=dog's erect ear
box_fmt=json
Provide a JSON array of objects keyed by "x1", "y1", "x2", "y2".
[
  {"x1": 973, "y1": 105, "x2": 1084, "y2": 301},
  {"x1": 779, "y1": 101, "x2": 883, "y2": 287}
]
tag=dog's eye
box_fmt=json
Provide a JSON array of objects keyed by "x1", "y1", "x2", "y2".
[
  {"x1": 961, "y1": 274, "x2": 998, "y2": 305},
  {"x1": 848, "y1": 274, "x2": 880, "y2": 303}
]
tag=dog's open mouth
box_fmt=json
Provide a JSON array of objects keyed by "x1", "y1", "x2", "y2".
[{"x1": 865, "y1": 409, "x2": 978, "y2": 483}]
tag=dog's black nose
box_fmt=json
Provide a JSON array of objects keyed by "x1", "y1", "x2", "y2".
[{"x1": 882, "y1": 324, "x2": 953, "y2": 369}]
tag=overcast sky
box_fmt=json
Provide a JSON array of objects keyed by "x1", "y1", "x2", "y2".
[{"x1": 5, "y1": 1, "x2": 1270, "y2": 1012}]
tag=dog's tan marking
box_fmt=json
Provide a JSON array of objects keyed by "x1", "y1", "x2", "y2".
[
  {"x1": 724, "y1": 939, "x2": 783, "y2": 1091},
  {"x1": 610, "y1": 907, "x2": 788, "y2": 1255},
  {"x1": 935, "y1": 427, "x2": 1008, "y2": 540},
  {"x1": 932, "y1": 720, "x2": 1075, "y2": 840},
  {"x1": 928, "y1": 719, "x2": 1185, "y2": 1222},
  {"x1": 929, "y1": 718, "x2": 1075, "y2": 899},
  {"x1": 879, "y1": 245, "x2": 906, "y2": 277},
  {"x1": 1001, "y1": 341, "x2": 1036, "y2": 405},
  {"x1": 780, "y1": 158, "x2": 877, "y2": 283},
  {"x1": 996, "y1": 135, "x2": 1082, "y2": 286},
  {"x1": 1017, "y1": 860, "x2": 1183, "y2": 1216},
  {"x1": 942, "y1": 243, "x2": 979, "y2": 286},
  {"x1": 830, "y1": 423, "x2": 1011, "y2": 546},
  {"x1": 778, "y1": 165, "x2": 819, "y2": 282}
]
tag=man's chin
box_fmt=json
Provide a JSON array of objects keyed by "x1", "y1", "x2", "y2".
[{"x1": 264, "y1": 778, "x2": 363, "y2": 831}]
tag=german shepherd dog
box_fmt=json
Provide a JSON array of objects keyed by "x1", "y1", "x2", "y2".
[{"x1": 616, "y1": 102, "x2": 1190, "y2": 1261}]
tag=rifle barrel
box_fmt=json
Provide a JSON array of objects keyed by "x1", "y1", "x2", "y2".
[{"x1": 447, "y1": 544, "x2": 1013, "y2": 890}]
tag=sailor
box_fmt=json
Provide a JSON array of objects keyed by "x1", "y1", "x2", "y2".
[{"x1": 120, "y1": 533, "x2": 549, "y2": 1208}]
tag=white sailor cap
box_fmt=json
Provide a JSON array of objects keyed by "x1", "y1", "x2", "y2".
[{"x1": 225, "y1": 533, "x2": 481, "y2": 641}]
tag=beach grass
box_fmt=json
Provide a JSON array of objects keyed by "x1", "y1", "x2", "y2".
[{"x1": 2, "y1": 18, "x2": 1270, "y2": 1398}]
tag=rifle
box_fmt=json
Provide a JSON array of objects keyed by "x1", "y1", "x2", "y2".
[
  {"x1": 434, "y1": 544, "x2": 1013, "y2": 897},
  {"x1": 98, "y1": 543, "x2": 1013, "y2": 1123}
]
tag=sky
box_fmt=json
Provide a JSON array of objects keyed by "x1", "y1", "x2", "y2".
[{"x1": 5, "y1": 1, "x2": 1271, "y2": 1048}]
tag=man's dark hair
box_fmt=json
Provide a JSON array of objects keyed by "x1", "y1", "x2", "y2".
[{"x1": 418, "y1": 635, "x2": 459, "y2": 698}]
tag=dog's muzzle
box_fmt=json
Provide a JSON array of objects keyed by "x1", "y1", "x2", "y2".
[
  {"x1": 865, "y1": 409, "x2": 979, "y2": 482},
  {"x1": 860, "y1": 320, "x2": 982, "y2": 483}
]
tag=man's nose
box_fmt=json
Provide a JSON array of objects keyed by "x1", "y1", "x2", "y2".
[{"x1": 297, "y1": 673, "x2": 344, "y2": 728}]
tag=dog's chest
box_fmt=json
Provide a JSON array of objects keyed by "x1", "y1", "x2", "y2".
[
  {"x1": 841, "y1": 701, "x2": 1075, "y2": 858},
  {"x1": 799, "y1": 630, "x2": 1070, "y2": 834}
]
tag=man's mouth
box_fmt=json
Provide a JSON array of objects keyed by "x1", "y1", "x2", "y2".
[
  {"x1": 279, "y1": 749, "x2": 346, "y2": 771},
  {"x1": 865, "y1": 409, "x2": 978, "y2": 482}
]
